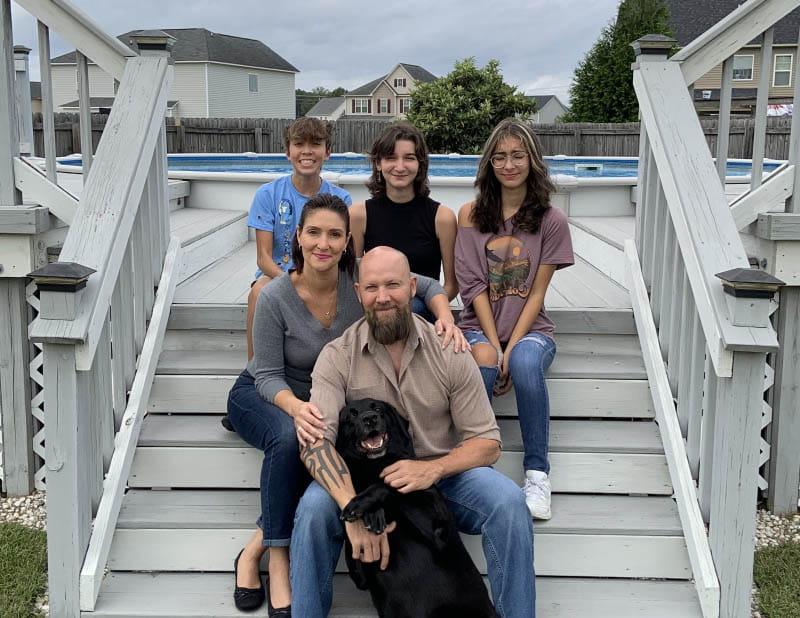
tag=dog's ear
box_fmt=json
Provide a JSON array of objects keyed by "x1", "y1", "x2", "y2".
[
  {"x1": 336, "y1": 403, "x2": 361, "y2": 455},
  {"x1": 379, "y1": 402, "x2": 414, "y2": 456}
]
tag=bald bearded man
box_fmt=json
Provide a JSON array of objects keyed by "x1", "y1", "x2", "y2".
[{"x1": 289, "y1": 247, "x2": 535, "y2": 618}]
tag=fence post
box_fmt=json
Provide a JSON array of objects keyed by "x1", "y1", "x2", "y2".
[{"x1": 711, "y1": 268, "x2": 783, "y2": 618}]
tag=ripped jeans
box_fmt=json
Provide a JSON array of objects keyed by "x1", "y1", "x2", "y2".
[{"x1": 464, "y1": 330, "x2": 556, "y2": 474}]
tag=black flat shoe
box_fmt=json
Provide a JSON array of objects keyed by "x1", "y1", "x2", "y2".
[
  {"x1": 268, "y1": 603, "x2": 291, "y2": 617},
  {"x1": 221, "y1": 416, "x2": 235, "y2": 432},
  {"x1": 233, "y1": 549, "x2": 265, "y2": 611}
]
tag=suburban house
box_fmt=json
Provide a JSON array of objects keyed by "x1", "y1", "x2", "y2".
[
  {"x1": 305, "y1": 96, "x2": 346, "y2": 121},
  {"x1": 29, "y1": 81, "x2": 42, "y2": 115},
  {"x1": 529, "y1": 94, "x2": 570, "y2": 123},
  {"x1": 666, "y1": 0, "x2": 800, "y2": 115},
  {"x1": 49, "y1": 28, "x2": 298, "y2": 120},
  {"x1": 342, "y1": 63, "x2": 437, "y2": 120}
]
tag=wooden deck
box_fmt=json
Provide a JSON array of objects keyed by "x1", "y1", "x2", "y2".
[{"x1": 174, "y1": 238, "x2": 632, "y2": 309}]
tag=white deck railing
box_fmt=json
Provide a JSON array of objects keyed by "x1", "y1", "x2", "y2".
[
  {"x1": 1, "y1": 1, "x2": 181, "y2": 615},
  {"x1": 631, "y1": 2, "x2": 800, "y2": 613}
]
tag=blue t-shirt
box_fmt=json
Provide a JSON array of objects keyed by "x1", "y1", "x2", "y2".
[{"x1": 248, "y1": 175, "x2": 352, "y2": 276}]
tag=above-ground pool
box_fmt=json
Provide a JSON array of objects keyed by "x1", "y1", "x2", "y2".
[{"x1": 59, "y1": 154, "x2": 782, "y2": 179}]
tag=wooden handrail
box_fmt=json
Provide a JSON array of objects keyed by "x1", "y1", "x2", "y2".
[
  {"x1": 29, "y1": 56, "x2": 171, "y2": 369},
  {"x1": 79, "y1": 236, "x2": 181, "y2": 611},
  {"x1": 13, "y1": 0, "x2": 135, "y2": 80},
  {"x1": 625, "y1": 241, "x2": 720, "y2": 618},
  {"x1": 634, "y1": 59, "x2": 778, "y2": 377},
  {"x1": 672, "y1": 0, "x2": 800, "y2": 85}
]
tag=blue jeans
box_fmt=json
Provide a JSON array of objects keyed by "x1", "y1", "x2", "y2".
[
  {"x1": 411, "y1": 295, "x2": 436, "y2": 323},
  {"x1": 227, "y1": 371, "x2": 310, "y2": 546},
  {"x1": 289, "y1": 467, "x2": 535, "y2": 618},
  {"x1": 464, "y1": 330, "x2": 556, "y2": 474}
]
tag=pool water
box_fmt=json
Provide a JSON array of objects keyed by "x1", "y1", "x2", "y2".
[{"x1": 60, "y1": 154, "x2": 781, "y2": 178}]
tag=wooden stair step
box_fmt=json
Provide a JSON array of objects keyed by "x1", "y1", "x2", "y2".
[
  {"x1": 106, "y1": 527, "x2": 691, "y2": 579},
  {"x1": 87, "y1": 573, "x2": 702, "y2": 617},
  {"x1": 156, "y1": 334, "x2": 647, "y2": 380},
  {"x1": 166, "y1": 303, "x2": 638, "y2": 335},
  {"x1": 169, "y1": 208, "x2": 247, "y2": 247},
  {"x1": 129, "y1": 447, "x2": 672, "y2": 495},
  {"x1": 148, "y1": 375, "x2": 655, "y2": 419},
  {"x1": 118, "y1": 490, "x2": 682, "y2": 535},
  {"x1": 139, "y1": 415, "x2": 664, "y2": 455}
]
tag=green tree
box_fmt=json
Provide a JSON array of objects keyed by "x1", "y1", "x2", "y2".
[
  {"x1": 406, "y1": 58, "x2": 535, "y2": 153},
  {"x1": 296, "y1": 86, "x2": 347, "y2": 117},
  {"x1": 562, "y1": 0, "x2": 673, "y2": 122}
]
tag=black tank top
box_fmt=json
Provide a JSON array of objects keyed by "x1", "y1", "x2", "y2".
[{"x1": 363, "y1": 195, "x2": 442, "y2": 280}]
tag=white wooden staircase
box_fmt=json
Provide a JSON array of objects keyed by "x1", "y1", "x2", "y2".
[{"x1": 82, "y1": 205, "x2": 706, "y2": 617}]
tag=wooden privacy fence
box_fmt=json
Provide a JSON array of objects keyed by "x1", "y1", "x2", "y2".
[{"x1": 33, "y1": 114, "x2": 796, "y2": 159}]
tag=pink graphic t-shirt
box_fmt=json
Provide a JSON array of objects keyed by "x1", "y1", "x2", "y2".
[{"x1": 455, "y1": 206, "x2": 574, "y2": 342}]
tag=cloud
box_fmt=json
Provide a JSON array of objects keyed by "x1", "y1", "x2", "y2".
[{"x1": 11, "y1": 0, "x2": 618, "y2": 96}]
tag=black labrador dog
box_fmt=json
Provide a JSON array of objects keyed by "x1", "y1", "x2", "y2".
[{"x1": 336, "y1": 398, "x2": 497, "y2": 618}]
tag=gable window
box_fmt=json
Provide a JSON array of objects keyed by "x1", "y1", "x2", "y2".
[
  {"x1": 378, "y1": 98, "x2": 391, "y2": 114},
  {"x1": 394, "y1": 77, "x2": 407, "y2": 88},
  {"x1": 248, "y1": 74, "x2": 258, "y2": 93},
  {"x1": 732, "y1": 55, "x2": 753, "y2": 81},
  {"x1": 352, "y1": 98, "x2": 371, "y2": 114},
  {"x1": 399, "y1": 98, "x2": 412, "y2": 114},
  {"x1": 774, "y1": 54, "x2": 793, "y2": 87}
]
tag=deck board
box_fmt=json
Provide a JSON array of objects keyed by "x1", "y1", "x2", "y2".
[
  {"x1": 118, "y1": 490, "x2": 681, "y2": 536},
  {"x1": 88, "y1": 573, "x2": 703, "y2": 617},
  {"x1": 169, "y1": 208, "x2": 247, "y2": 247},
  {"x1": 156, "y1": 333, "x2": 646, "y2": 379},
  {"x1": 148, "y1": 375, "x2": 655, "y2": 418},
  {"x1": 129, "y1": 448, "x2": 672, "y2": 494},
  {"x1": 174, "y1": 240, "x2": 632, "y2": 310},
  {"x1": 139, "y1": 415, "x2": 664, "y2": 454}
]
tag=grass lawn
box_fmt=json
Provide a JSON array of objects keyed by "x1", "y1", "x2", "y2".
[
  {"x1": 0, "y1": 523, "x2": 47, "y2": 617},
  {"x1": 754, "y1": 541, "x2": 800, "y2": 618}
]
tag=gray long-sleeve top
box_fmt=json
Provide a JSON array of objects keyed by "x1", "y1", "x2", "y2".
[{"x1": 246, "y1": 270, "x2": 446, "y2": 403}]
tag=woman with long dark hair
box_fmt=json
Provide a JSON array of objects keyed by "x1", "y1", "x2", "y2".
[
  {"x1": 227, "y1": 194, "x2": 464, "y2": 615},
  {"x1": 350, "y1": 123, "x2": 458, "y2": 318},
  {"x1": 455, "y1": 118, "x2": 574, "y2": 521}
]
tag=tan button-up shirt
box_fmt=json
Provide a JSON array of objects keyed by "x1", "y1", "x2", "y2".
[{"x1": 310, "y1": 315, "x2": 501, "y2": 458}]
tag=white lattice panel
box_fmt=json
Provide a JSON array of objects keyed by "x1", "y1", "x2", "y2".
[{"x1": 26, "y1": 281, "x2": 46, "y2": 491}]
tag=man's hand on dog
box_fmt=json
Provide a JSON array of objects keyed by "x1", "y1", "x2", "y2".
[
  {"x1": 346, "y1": 519, "x2": 397, "y2": 569},
  {"x1": 380, "y1": 459, "x2": 443, "y2": 493},
  {"x1": 291, "y1": 401, "x2": 326, "y2": 447}
]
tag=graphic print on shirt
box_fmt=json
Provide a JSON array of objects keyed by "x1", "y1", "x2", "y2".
[{"x1": 486, "y1": 234, "x2": 532, "y2": 302}]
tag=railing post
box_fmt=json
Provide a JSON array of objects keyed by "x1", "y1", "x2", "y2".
[
  {"x1": 710, "y1": 268, "x2": 783, "y2": 618},
  {"x1": 632, "y1": 35, "x2": 676, "y2": 275},
  {"x1": 29, "y1": 262, "x2": 95, "y2": 618},
  {"x1": 0, "y1": 0, "x2": 38, "y2": 497},
  {"x1": 14, "y1": 45, "x2": 34, "y2": 156}
]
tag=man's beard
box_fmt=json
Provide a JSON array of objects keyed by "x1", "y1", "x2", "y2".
[{"x1": 365, "y1": 302, "x2": 413, "y2": 345}]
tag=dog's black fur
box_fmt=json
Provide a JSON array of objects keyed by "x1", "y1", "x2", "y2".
[{"x1": 335, "y1": 398, "x2": 497, "y2": 618}]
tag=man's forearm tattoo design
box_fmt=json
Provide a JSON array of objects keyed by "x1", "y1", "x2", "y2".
[{"x1": 302, "y1": 440, "x2": 350, "y2": 492}]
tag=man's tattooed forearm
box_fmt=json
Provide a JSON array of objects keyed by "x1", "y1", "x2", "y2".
[{"x1": 301, "y1": 440, "x2": 350, "y2": 492}]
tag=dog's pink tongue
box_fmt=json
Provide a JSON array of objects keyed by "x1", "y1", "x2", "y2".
[{"x1": 363, "y1": 433, "x2": 385, "y2": 449}]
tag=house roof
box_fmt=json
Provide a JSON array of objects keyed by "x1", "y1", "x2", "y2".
[
  {"x1": 347, "y1": 63, "x2": 437, "y2": 96},
  {"x1": 51, "y1": 28, "x2": 298, "y2": 72},
  {"x1": 306, "y1": 96, "x2": 345, "y2": 116},
  {"x1": 665, "y1": 0, "x2": 800, "y2": 47},
  {"x1": 61, "y1": 97, "x2": 179, "y2": 109}
]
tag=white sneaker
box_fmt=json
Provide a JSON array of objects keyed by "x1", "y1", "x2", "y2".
[{"x1": 523, "y1": 470, "x2": 552, "y2": 520}]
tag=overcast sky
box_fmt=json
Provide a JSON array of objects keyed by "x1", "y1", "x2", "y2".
[{"x1": 11, "y1": 0, "x2": 620, "y2": 104}]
